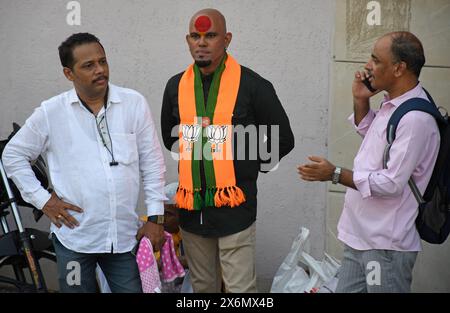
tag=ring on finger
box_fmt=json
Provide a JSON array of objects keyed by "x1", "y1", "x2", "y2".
[{"x1": 56, "y1": 214, "x2": 63, "y2": 220}]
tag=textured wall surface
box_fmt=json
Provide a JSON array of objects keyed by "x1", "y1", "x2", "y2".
[{"x1": 0, "y1": 0, "x2": 335, "y2": 291}]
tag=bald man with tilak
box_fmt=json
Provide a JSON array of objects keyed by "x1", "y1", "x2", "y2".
[{"x1": 161, "y1": 8, "x2": 294, "y2": 293}]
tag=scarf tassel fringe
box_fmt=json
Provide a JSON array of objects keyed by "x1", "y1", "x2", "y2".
[{"x1": 175, "y1": 186, "x2": 245, "y2": 210}]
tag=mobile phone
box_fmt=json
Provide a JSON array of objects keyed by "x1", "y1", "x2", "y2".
[{"x1": 362, "y1": 76, "x2": 377, "y2": 93}]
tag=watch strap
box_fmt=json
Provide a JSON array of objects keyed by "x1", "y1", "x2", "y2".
[{"x1": 147, "y1": 215, "x2": 165, "y2": 225}]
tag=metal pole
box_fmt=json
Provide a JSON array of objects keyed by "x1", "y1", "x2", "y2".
[
  {"x1": 0, "y1": 159, "x2": 47, "y2": 292},
  {"x1": 0, "y1": 160, "x2": 24, "y2": 233},
  {"x1": 1, "y1": 215, "x2": 9, "y2": 233}
]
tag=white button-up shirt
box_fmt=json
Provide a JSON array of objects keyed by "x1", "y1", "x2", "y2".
[{"x1": 2, "y1": 84, "x2": 166, "y2": 253}]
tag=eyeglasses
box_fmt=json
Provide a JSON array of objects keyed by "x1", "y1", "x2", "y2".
[{"x1": 96, "y1": 113, "x2": 118, "y2": 166}]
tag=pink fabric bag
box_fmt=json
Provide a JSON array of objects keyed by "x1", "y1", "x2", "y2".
[
  {"x1": 136, "y1": 237, "x2": 161, "y2": 293},
  {"x1": 160, "y1": 231, "x2": 185, "y2": 282}
]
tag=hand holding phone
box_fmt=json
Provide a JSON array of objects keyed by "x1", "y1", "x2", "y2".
[
  {"x1": 362, "y1": 76, "x2": 377, "y2": 93},
  {"x1": 353, "y1": 70, "x2": 378, "y2": 100}
]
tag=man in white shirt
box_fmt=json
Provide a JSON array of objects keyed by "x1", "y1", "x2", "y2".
[{"x1": 2, "y1": 33, "x2": 167, "y2": 292}]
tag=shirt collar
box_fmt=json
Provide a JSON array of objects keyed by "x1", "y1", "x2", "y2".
[
  {"x1": 107, "y1": 84, "x2": 121, "y2": 104},
  {"x1": 68, "y1": 83, "x2": 122, "y2": 107},
  {"x1": 381, "y1": 82, "x2": 423, "y2": 108}
]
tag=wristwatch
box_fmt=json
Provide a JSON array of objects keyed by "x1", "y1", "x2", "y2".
[
  {"x1": 147, "y1": 215, "x2": 165, "y2": 225},
  {"x1": 331, "y1": 166, "x2": 341, "y2": 185}
]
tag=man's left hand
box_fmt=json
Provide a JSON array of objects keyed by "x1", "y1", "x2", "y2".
[
  {"x1": 297, "y1": 156, "x2": 335, "y2": 182},
  {"x1": 136, "y1": 222, "x2": 165, "y2": 252}
]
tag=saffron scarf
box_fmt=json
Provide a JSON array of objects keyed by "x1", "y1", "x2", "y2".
[{"x1": 176, "y1": 54, "x2": 245, "y2": 211}]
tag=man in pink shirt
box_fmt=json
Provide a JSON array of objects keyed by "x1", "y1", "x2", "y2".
[{"x1": 298, "y1": 31, "x2": 440, "y2": 292}]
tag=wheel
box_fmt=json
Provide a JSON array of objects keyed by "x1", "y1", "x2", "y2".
[{"x1": 0, "y1": 250, "x2": 57, "y2": 292}]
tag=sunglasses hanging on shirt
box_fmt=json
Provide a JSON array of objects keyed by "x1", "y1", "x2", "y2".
[
  {"x1": 79, "y1": 92, "x2": 119, "y2": 166},
  {"x1": 96, "y1": 107, "x2": 118, "y2": 166}
]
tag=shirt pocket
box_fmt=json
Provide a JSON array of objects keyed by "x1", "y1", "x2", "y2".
[{"x1": 110, "y1": 133, "x2": 139, "y2": 165}]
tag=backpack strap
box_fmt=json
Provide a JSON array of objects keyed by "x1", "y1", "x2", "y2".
[
  {"x1": 383, "y1": 89, "x2": 444, "y2": 205},
  {"x1": 386, "y1": 98, "x2": 443, "y2": 145}
]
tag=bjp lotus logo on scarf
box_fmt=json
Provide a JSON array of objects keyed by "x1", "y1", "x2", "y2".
[
  {"x1": 182, "y1": 124, "x2": 201, "y2": 151},
  {"x1": 206, "y1": 125, "x2": 228, "y2": 152},
  {"x1": 182, "y1": 124, "x2": 201, "y2": 142}
]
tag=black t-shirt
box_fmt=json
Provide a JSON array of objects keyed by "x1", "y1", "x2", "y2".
[{"x1": 161, "y1": 65, "x2": 295, "y2": 237}]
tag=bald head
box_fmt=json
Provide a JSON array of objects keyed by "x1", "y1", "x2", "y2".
[
  {"x1": 383, "y1": 31, "x2": 425, "y2": 77},
  {"x1": 186, "y1": 8, "x2": 232, "y2": 74},
  {"x1": 189, "y1": 8, "x2": 227, "y2": 34}
]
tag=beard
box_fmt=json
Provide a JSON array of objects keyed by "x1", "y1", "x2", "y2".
[{"x1": 195, "y1": 60, "x2": 212, "y2": 68}]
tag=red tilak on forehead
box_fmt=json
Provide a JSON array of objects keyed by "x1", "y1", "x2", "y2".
[{"x1": 194, "y1": 15, "x2": 212, "y2": 33}]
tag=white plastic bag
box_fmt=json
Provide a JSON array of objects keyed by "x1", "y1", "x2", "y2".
[
  {"x1": 270, "y1": 227, "x2": 340, "y2": 293},
  {"x1": 96, "y1": 265, "x2": 111, "y2": 293},
  {"x1": 180, "y1": 269, "x2": 193, "y2": 293}
]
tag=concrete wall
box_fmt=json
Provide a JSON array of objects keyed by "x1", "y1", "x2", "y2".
[
  {"x1": 327, "y1": 0, "x2": 450, "y2": 292},
  {"x1": 0, "y1": 0, "x2": 335, "y2": 292}
]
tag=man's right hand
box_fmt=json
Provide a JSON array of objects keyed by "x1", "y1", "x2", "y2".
[
  {"x1": 352, "y1": 70, "x2": 381, "y2": 126},
  {"x1": 42, "y1": 192, "x2": 83, "y2": 229},
  {"x1": 352, "y1": 70, "x2": 379, "y2": 101}
]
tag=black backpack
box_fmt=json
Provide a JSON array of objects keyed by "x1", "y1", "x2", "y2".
[{"x1": 383, "y1": 89, "x2": 450, "y2": 244}]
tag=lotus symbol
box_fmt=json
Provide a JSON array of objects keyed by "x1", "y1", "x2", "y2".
[
  {"x1": 182, "y1": 124, "x2": 201, "y2": 143},
  {"x1": 206, "y1": 125, "x2": 228, "y2": 145}
]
